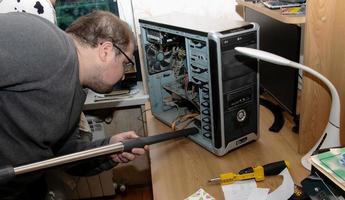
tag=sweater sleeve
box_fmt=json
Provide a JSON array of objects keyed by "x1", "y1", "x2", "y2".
[{"x1": 52, "y1": 128, "x2": 119, "y2": 177}]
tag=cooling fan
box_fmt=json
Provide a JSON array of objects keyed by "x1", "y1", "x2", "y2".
[{"x1": 145, "y1": 44, "x2": 173, "y2": 74}]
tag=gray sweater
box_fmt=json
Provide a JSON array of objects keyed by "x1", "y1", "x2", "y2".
[{"x1": 0, "y1": 12, "x2": 116, "y2": 198}]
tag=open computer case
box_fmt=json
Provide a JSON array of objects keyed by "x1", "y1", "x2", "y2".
[{"x1": 140, "y1": 13, "x2": 260, "y2": 156}]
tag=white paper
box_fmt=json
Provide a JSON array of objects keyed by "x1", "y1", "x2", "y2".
[
  {"x1": 248, "y1": 188, "x2": 269, "y2": 200},
  {"x1": 222, "y1": 179, "x2": 257, "y2": 200},
  {"x1": 185, "y1": 188, "x2": 215, "y2": 200},
  {"x1": 267, "y1": 168, "x2": 295, "y2": 200}
]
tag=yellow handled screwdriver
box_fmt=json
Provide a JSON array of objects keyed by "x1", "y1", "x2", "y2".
[{"x1": 208, "y1": 160, "x2": 290, "y2": 185}]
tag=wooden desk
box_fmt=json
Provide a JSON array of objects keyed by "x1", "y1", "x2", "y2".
[
  {"x1": 147, "y1": 105, "x2": 309, "y2": 199},
  {"x1": 236, "y1": 0, "x2": 305, "y2": 24}
]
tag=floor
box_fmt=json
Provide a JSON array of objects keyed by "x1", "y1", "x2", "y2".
[{"x1": 113, "y1": 186, "x2": 153, "y2": 200}]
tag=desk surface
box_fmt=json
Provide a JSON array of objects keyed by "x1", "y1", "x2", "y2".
[
  {"x1": 236, "y1": 0, "x2": 305, "y2": 24},
  {"x1": 147, "y1": 105, "x2": 309, "y2": 199},
  {"x1": 83, "y1": 82, "x2": 149, "y2": 110}
]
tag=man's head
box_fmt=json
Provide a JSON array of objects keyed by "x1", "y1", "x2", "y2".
[{"x1": 66, "y1": 10, "x2": 135, "y2": 93}]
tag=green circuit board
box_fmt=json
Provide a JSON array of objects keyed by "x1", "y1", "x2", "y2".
[{"x1": 55, "y1": 0, "x2": 118, "y2": 30}]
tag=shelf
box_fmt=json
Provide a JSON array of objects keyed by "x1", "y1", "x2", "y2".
[{"x1": 236, "y1": 0, "x2": 305, "y2": 24}]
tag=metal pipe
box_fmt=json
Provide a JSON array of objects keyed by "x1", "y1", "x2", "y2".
[
  {"x1": 0, "y1": 127, "x2": 198, "y2": 185},
  {"x1": 14, "y1": 143, "x2": 124, "y2": 175}
]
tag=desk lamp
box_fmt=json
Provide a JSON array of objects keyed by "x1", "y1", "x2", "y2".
[{"x1": 235, "y1": 47, "x2": 340, "y2": 170}]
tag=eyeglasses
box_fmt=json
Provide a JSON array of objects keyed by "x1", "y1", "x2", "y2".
[{"x1": 112, "y1": 44, "x2": 135, "y2": 67}]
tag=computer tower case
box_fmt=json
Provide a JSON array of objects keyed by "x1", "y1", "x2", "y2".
[{"x1": 139, "y1": 13, "x2": 259, "y2": 156}]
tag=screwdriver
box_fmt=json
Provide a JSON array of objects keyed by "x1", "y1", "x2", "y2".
[{"x1": 208, "y1": 160, "x2": 290, "y2": 185}]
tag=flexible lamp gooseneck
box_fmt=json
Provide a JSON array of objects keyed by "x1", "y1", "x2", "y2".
[{"x1": 235, "y1": 47, "x2": 340, "y2": 170}]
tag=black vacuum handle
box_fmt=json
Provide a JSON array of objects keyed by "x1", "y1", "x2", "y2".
[
  {"x1": 122, "y1": 127, "x2": 198, "y2": 152},
  {"x1": 0, "y1": 166, "x2": 15, "y2": 185}
]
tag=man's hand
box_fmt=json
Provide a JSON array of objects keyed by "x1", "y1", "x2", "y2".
[{"x1": 109, "y1": 131, "x2": 148, "y2": 163}]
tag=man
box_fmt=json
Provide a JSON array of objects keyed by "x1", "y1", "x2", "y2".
[{"x1": 0, "y1": 10, "x2": 146, "y2": 199}]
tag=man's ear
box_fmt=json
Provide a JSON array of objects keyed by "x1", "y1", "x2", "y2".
[{"x1": 98, "y1": 41, "x2": 114, "y2": 62}]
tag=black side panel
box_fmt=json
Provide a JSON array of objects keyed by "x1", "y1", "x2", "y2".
[{"x1": 209, "y1": 39, "x2": 222, "y2": 149}]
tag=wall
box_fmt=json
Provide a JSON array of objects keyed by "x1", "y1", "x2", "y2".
[{"x1": 118, "y1": 0, "x2": 242, "y2": 34}]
